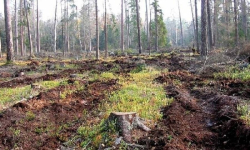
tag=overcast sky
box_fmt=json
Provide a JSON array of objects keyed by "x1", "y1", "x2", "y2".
[{"x1": 0, "y1": 0, "x2": 199, "y2": 22}]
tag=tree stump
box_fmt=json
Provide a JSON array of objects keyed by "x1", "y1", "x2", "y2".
[
  {"x1": 31, "y1": 83, "x2": 40, "y2": 89},
  {"x1": 108, "y1": 112, "x2": 151, "y2": 142}
]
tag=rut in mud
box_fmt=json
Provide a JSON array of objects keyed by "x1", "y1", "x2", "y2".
[{"x1": 139, "y1": 70, "x2": 250, "y2": 150}]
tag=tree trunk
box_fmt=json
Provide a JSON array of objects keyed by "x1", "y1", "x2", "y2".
[
  {"x1": 37, "y1": 0, "x2": 40, "y2": 53},
  {"x1": 4, "y1": 0, "x2": 14, "y2": 62},
  {"x1": 201, "y1": 0, "x2": 207, "y2": 56},
  {"x1": 64, "y1": 0, "x2": 67, "y2": 54},
  {"x1": 234, "y1": 0, "x2": 239, "y2": 46},
  {"x1": 76, "y1": 6, "x2": 83, "y2": 53},
  {"x1": 0, "y1": 37, "x2": 2, "y2": 58},
  {"x1": 88, "y1": 0, "x2": 92, "y2": 54},
  {"x1": 225, "y1": 0, "x2": 230, "y2": 47},
  {"x1": 105, "y1": 0, "x2": 108, "y2": 58},
  {"x1": 20, "y1": 0, "x2": 24, "y2": 56},
  {"x1": 33, "y1": 1, "x2": 37, "y2": 53},
  {"x1": 66, "y1": 0, "x2": 70, "y2": 53},
  {"x1": 145, "y1": 0, "x2": 149, "y2": 51},
  {"x1": 242, "y1": 0, "x2": 247, "y2": 41},
  {"x1": 207, "y1": 0, "x2": 212, "y2": 51},
  {"x1": 190, "y1": 0, "x2": 196, "y2": 47},
  {"x1": 195, "y1": 0, "x2": 199, "y2": 52},
  {"x1": 61, "y1": 0, "x2": 64, "y2": 56},
  {"x1": 154, "y1": 0, "x2": 158, "y2": 51},
  {"x1": 54, "y1": 0, "x2": 58, "y2": 53},
  {"x1": 136, "y1": 0, "x2": 142, "y2": 54},
  {"x1": 177, "y1": 0, "x2": 184, "y2": 47},
  {"x1": 121, "y1": 0, "x2": 124, "y2": 53},
  {"x1": 95, "y1": 0, "x2": 99, "y2": 59},
  {"x1": 176, "y1": 20, "x2": 178, "y2": 45},
  {"x1": 125, "y1": 0, "x2": 130, "y2": 49},
  {"x1": 148, "y1": 0, "x2": 151, "y2": 55},
  {"x1": 15, "y1": 0, "x2": 19, "y2": 56},
  {"x1": 213, "y1": 0, "x2": 218, "y2": 47},
  {"x1": 24, "y1": 0, "x2": 33, "y2": 57}
]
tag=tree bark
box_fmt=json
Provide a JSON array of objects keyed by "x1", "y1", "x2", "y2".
[
  {"x1": 213, "y1": 0, "x2": 218, "y2": 47},
  {"x1": 0, "y1": 37, "x2": 2, "y2": 58},
  {"x1": 201, "y1": 0, "x2": 207, "y2": 56},
  {"x1": 76, "y1": 6, "x2": 83, "y2": 53},
  {"x1": 4, "y1": 0, "x2": 14, "y2": 62},
  {"x1": 24, "y1": 0, "x2": 33, "y2": 57},
  {"x1": 190, "y1": 0, "x2": 196, "y2": 47},
  {"x1": 195, "y1": 0, "x2": 199, "y2": 52},
  {"x1": 149, "y1": 0, "x2": 151, "y2": 55},
  {"x1": 20, "y1": 0, "x2": 24, "y2": 56},
  {"x1": 121, "y1": 0, "x2": 124, "y2": 53},
  {"x1": 207, "y1": 0, "x2": 212, "y2": 51},
  {"x1": 15, "y1": 0, "x2": 19, "y2": 56},
  {"x1": 241, "y1": 0, "x2": 247, "y2": 41},
  {"x1": 125, "y1": 0, "x2": 130, "y2": 49},
  {"x1": 95, "y1": 0, "x2": 99, "y2": 59},
  {"x1": 108, "y1": 112, "x2": 150, "y2": 142},
  {"x1": 33, "y1": 1, "x2": 37, "y2": 53},
  {"x1": 145, "y1": 0, "x2": 149, "y2": 51},
  {"x1": 54, "y1": 0, "x2": 58, "y2": 53},
  {"x1": 88, "y1": 0, "x2": 92, "y2": 54},
  {"x1": 105, "y1": 0, "x2": 108, "y2": 58},
  {"x1": 154, "y1": 0, "x2": 158, "y2": 51},
  {"x1": 37, "y1": 0, "x2": 40, "y2": 53},
  {"x1": 136, "y1": 0, "x2": 142, "y2": 54},
  {"x1": 66, "y1": 0, "x2": 69, "y2": 53},
  {"x1": 177, "y1": 0, "x2": 184, "y2": 47},
  {"x1": 225, "y1": 0, "x2": 230, "y2": 47},
  {"x1": 234, "y1": 0, "x2": 239, "y2": 46}
]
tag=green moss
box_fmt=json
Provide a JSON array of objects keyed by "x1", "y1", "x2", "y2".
[
  {"x1": 0, "y1": 79, "x2": 65, "y2": 108},
  {"x1": 214, "y1": 66, "x2": 250, "y2": 81},
  {"x1": 105, "y1": 67, "x2": 172, "y2": 121},
  {"x1": 237, "y1": 104, "x2": 250, "y2": 125},
  {"x1": 26, "y1": 111, "x2": 36, "y2": 121}
]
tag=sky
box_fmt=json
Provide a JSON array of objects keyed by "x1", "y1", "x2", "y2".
[{"x1": 0, "y1": 0, "x2": 198, "y2": 22}]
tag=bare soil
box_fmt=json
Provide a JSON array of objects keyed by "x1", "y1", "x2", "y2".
[
  {"x1": 139, "y1": 68, "x2": 250, "y2": 149},
  {"x1": 0, "y1": 54, "x2": 249, "y2": 149}
]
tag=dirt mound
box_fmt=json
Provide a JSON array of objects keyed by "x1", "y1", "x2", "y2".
[
  {"x1": 0, "y1": 77, "x2": 34, "y2": 88},
  {"x1": 155, "y1": 71, "x2": 201, "y2": 83},
  {"x1": 139, "y1": 72, "x2": 250, "y2": 149},
  {"x1": 27, "y1": 60, "x2": 40, "y2": 67},
  {"x1": 199, "y1": 65, "x2": 225, "y2": 78},
  {"x1": 0, "y1": 72, "x2": 12, "y2": 78},
  {"x1": 213, "y1": 79, "x2": 250, "y2": 98},
  {"x1": 0, "y1": 79, "x2": 119, "y2": 149},
  {"x1": 139, "y1": 86, "x2": 217, "y2": 149},
  {"x1": 144, "y1": 54, "x2": 189, "y2": 71}
]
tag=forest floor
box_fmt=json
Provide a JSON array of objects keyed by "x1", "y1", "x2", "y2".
[{"x1": 0, "y1": 51, "x2": 250, "y2": 149}]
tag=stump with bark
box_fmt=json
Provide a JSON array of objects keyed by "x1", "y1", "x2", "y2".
[{"x1": 107, "y1": 112, "x2": 150, "y2": 142}]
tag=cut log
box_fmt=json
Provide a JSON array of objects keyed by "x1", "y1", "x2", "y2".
[{"x1": 108, "y1": 112, "x2": 150, "y2": 142}]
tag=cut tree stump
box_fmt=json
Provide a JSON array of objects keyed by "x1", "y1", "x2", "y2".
[
  {"x1": 108, "y1": 112, "x2": 151, "y2": 142},
  {"x1": 31, "y1": 83, "x2": 41, "y2": 89}
]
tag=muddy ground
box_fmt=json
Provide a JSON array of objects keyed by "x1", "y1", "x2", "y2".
[{"x1": 0, "y1": 53, "x2": 249, "y2": 149}]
